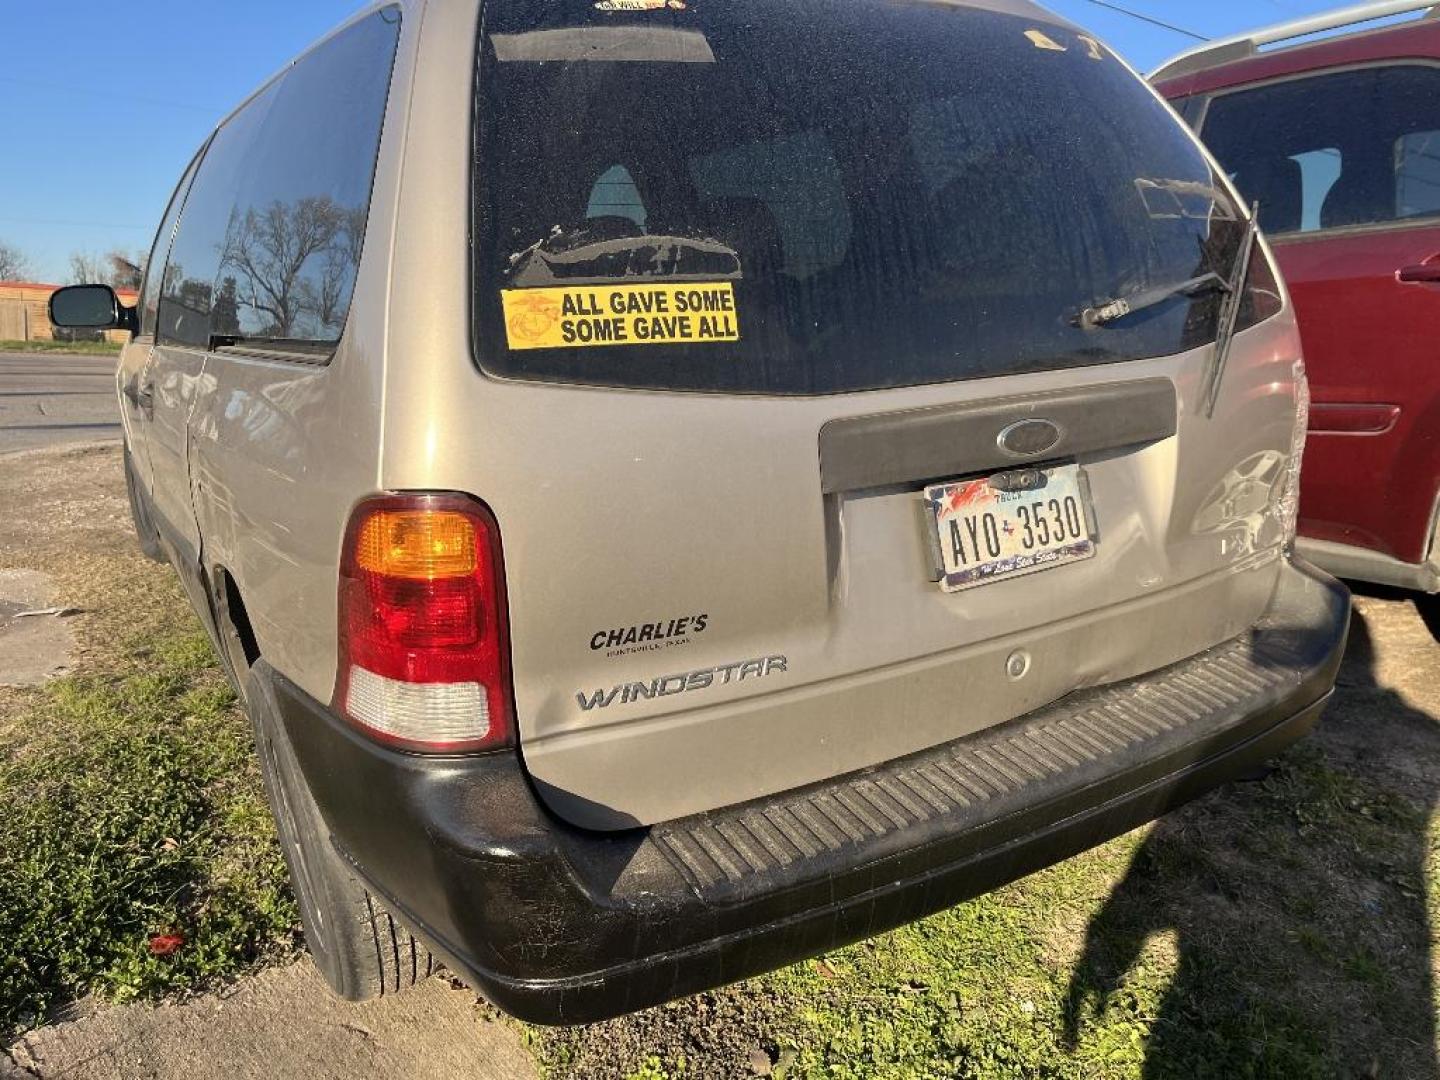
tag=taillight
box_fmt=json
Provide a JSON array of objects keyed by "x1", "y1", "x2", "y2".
[
  {"x1": 1277, "y1": 353, "x2": 1310, "y2": 550},
  {"x1": 335, "y1": 493, "x2": 513, "y2": 753},
  {"x1": 1236, "y1": 240, "x2": 1284, "y2": 332}
]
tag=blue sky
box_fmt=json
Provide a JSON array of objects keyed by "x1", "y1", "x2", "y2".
[{"x1": 0, "y1": 0, "x2": 1371, "y2": 284}]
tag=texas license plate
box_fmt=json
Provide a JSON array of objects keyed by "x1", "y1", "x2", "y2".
[{"x1": 924, "y1": 464, "x2": 1096, "y2": 592}]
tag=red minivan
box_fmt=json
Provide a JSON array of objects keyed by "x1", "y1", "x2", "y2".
[{"x1": 1155, "y1": 1, "x2": 1440, "y2": 595}]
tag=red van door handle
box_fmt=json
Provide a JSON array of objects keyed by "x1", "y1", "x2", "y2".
[{"x1": 1396, "y1": 262, "x2": 1440, "y2": 283}]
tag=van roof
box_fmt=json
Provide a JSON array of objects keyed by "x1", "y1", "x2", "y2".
[{"x1": 1151, "y1": 0, "x2": 1439, "y2": 83}]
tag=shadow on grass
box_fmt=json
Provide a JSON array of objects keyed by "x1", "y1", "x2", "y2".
[{"x1": 1062, "y1": 609, "x2": 1438, "y2": 1078}]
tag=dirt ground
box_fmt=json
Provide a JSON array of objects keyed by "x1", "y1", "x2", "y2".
[
  {"x1": 1, "y1": 442, "x2": 1436, "y2": 1079},
  {"x1": 4, "y1": 962, "x2": 534, "y2": 1080}
]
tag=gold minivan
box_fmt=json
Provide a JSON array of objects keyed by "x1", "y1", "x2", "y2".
[{"x1": 51, "y1": 0, "x2": 1348, "y2": 1023}]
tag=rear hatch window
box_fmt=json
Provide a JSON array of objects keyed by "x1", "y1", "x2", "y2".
[{"x1": 473, "y1": 0, "x2": 1245, "y2": 394}]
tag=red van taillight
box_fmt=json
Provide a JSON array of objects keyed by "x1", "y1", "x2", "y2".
[{"x1": 335, "y1": 494, "x2": 513, "y2": 753}]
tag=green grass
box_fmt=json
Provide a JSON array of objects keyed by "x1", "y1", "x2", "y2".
[
  {"x1": 0, "y1": 338, "x2": 122, "y2": 355},
  {"x1": 534, "y1": 742, "x2": 1439, "y2": 1079},
  {"x1": 0, "y1": 625, "x2": 297, "y2": 1037}
]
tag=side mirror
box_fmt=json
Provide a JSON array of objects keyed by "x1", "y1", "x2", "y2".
[{"x1": 49, "y1": 284, "x2": 138, "y2": 335}]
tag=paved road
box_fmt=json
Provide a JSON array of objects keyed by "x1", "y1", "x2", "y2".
[{"x1": 0, "y1": 352, "x2": 120, "y2": 454}]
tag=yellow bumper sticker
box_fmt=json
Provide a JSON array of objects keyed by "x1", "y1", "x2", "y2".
[{"x1": 501, "y1": 283, "x2": 739, "y2": 350}]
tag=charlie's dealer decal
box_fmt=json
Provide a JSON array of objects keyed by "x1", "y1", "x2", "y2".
[
  {"x1": 591, "y1": 613, "x2": 708, "y2": 658},
  {"x1": 501, "y1": 283, "x2": 739, "y2": 350}
]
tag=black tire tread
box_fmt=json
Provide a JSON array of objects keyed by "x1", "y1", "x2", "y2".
[
  {"x1": 244, "y1": 668, "x2": 434, "y2": 1002},
  {"x1": 364, "y1": 892, "x2": 433, "y2": 996}
]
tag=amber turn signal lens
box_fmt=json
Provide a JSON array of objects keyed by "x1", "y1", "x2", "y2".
[{"x1": 353, "y1": 509, "x2": 477, "y2": 579}]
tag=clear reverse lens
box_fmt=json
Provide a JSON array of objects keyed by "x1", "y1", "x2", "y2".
[
  {"x1": 1277, "y1": 356, "x2": 1310, "y2": 548},
  {"x1": 346, "y1": 665, "x2": 491, "y2": 747}
]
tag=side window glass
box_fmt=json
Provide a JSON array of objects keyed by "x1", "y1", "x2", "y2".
[
  {"x1": 158, "y1": 7, "x2": 400, "y2": 353},
  {"x1": 1290, "y1": 148, "x2": 1342, "y2": 233},
  {"x1": 1202, "y1": 65, "x2": 1440, "y2": 236},
  {"x1": 139, "y1": 148, "x2": 204, "y2": 338},
  {"x1": 1396, "y1": 130, "x2": 1440, "y2": 220},
  {"x1": 158, "y1": 82, "x2": 279, "y2": 347},
  {"x1": 585, "y1": 165, "x2": 647, "y2": 228},
  {"x1": 215, "y1": 8, "x2": 401, "y2": 349}
]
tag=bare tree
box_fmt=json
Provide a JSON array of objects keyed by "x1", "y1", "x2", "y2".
[
  {"x1": 107, "y1": 251, "x2": 143, "y2": 291},
  {"x1": 68, "y1": 252, "x2": 107, "y2": 285},
  {"x1": 342, "y1": 205, "x2": 367, "y2": 276},
  {"x1": 307, "y1": 249, "x2": 348, "y2": 329},
  {"x1": 300, "y1": 204, "x2": 367, "y2": 331},
  {"x1": 0, "y1": 240, "x2": 30, "y2": 282},
  {"x1": 211, "y1": 276, "x2": 240, "y2": 336},
  {"x1": 221, "y1": 197, "x2": 344, "y2": 338},
  {"x1": 68, "y1": 249, "x2": 144, "y2": 289}
]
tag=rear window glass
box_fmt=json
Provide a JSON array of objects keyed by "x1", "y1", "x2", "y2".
[{"x1": 473, "y1": 0, "x2": 1246, "y2": 395}]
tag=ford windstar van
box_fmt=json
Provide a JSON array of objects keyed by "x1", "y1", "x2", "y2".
[{"x1": 51, "y1": 0, "x2": 1349, "y2": 1024}]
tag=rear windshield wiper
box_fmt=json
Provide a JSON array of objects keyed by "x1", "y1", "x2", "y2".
[
  {"x1": 1076, "y1": 270, "x2": 1230, "y2": 330},
  {"x1": 1198, "y1": 202, "x2": 1260, "y2": 418}
]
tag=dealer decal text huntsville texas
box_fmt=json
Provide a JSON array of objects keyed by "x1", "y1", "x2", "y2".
[{"x1": 576, "y1": 655, "x2": 787, "y2": 711}]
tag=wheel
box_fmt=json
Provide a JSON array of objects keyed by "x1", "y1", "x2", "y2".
[
  {"x1": 243, "y1": 668, "x2": 434, "y2": 1000},
  {"x1": 122, "y1": 444, "x2": 165, "y2": 563}
]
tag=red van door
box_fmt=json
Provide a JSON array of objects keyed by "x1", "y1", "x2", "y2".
[
  {"x1": 1273, "y1": 226, "x2": 1440, "y2": 562},
  {"x1": 1198, "y1": 64, "x2": 1440, "y2": 565}
]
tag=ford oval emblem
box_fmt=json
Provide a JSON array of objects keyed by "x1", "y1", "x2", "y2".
[{"x1": 996, "y1": 418, "x2": 1062, "y2": 457}]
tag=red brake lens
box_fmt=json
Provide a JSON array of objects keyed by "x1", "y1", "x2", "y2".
[{"x1": 335, "y1": 494, "x2": 513, "y2": 753}]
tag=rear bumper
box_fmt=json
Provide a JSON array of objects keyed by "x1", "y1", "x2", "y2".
[{"x1": 267, "y1": 557, "x2": 1349, "y2": 1025}]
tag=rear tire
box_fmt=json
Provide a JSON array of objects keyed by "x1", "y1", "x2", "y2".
[
  {"x1": 243, "y1": 669, "x2": 434, "y2": 1000},
  {"x1": 122, "y1": 444, "x2": 165, "y2": 563}
]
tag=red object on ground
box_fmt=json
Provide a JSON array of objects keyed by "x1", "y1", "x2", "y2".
[{"x1": 148, "y1": 932, "x2": 185, "y2": 956}]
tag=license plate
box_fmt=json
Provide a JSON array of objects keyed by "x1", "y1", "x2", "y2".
[{"x1": 924, "y1": 464, "x2": 1096, "y2": 592}]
